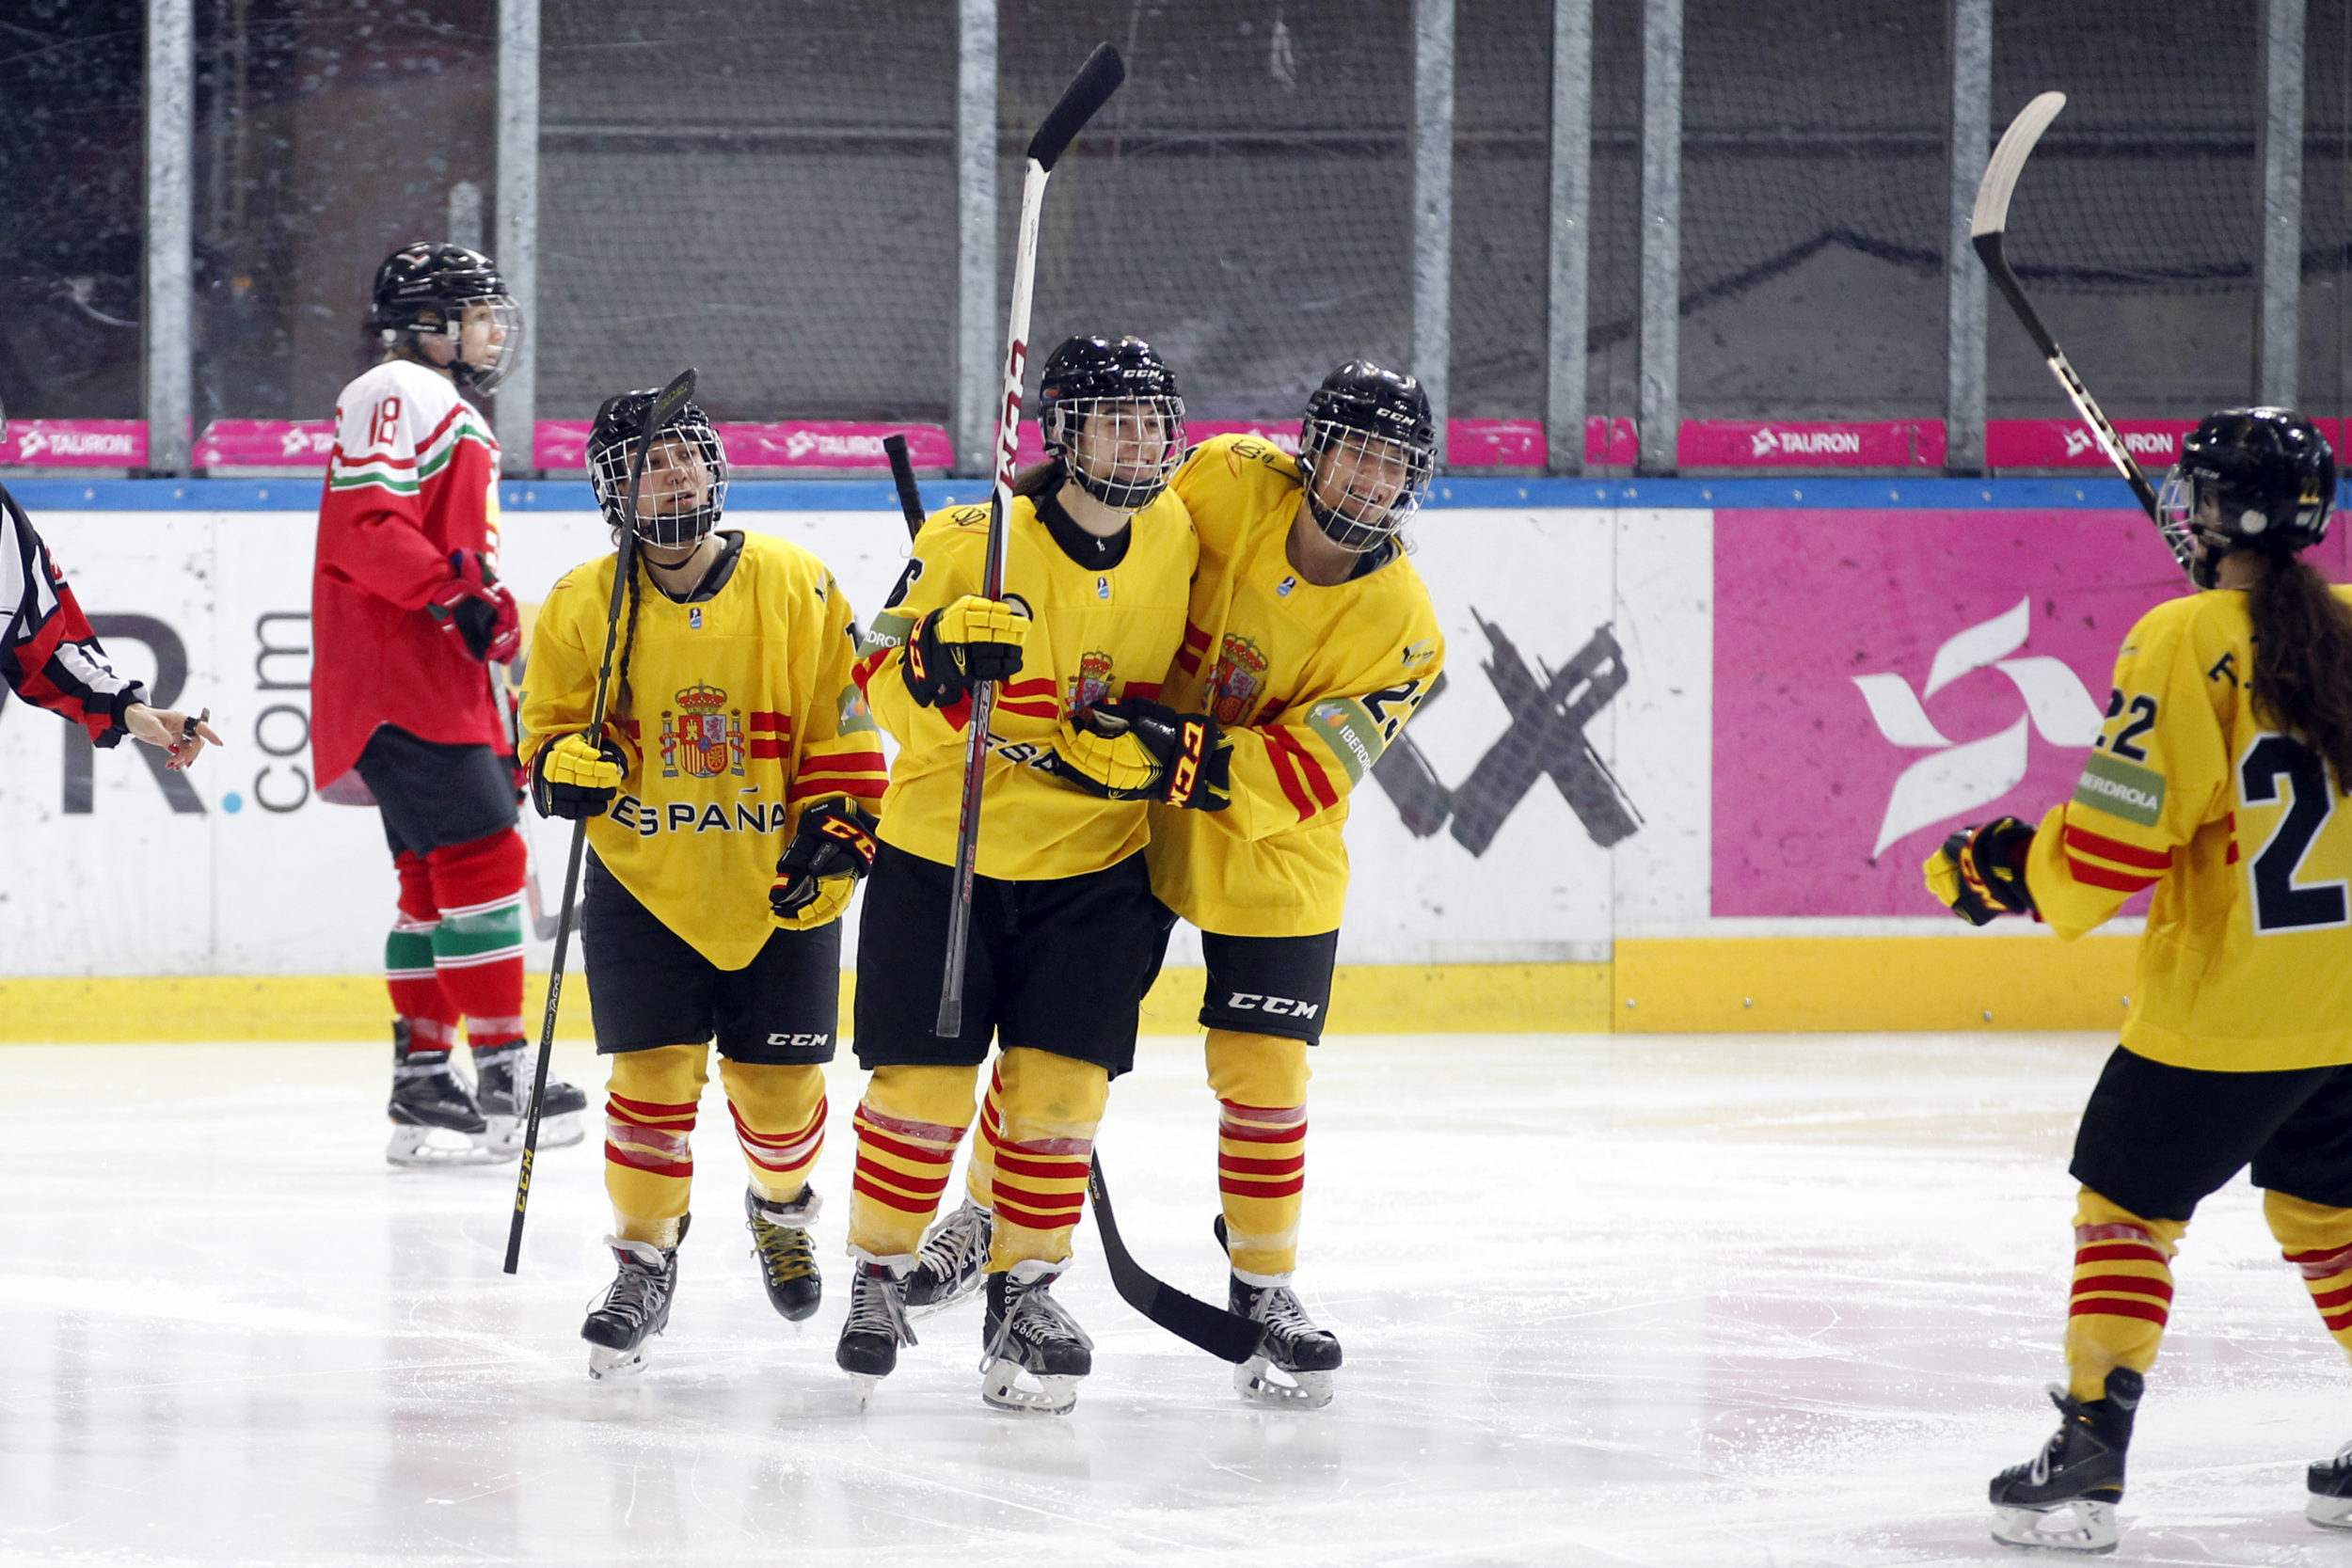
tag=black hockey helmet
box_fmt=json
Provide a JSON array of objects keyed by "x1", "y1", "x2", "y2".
[
  {"x1": 1037, "y1": 333, "x2": 1186, "y2": 510},
  {"x1": 1298, "y1": 359, "x2": 1437, "y2": 553},
  {"x1": 2158, "y1": 407, "x2": 2336, "y2": 588},
  {"x1": 368, "y1": 241, "x2": 522, "y2": 396},
  {"x1": 587, "y1": 388, "x2": 729, "y2": 548}
]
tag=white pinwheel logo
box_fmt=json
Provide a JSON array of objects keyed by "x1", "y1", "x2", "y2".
[{"x1": 1851, "y1": 598, "x2": 2103, "y2": 858}]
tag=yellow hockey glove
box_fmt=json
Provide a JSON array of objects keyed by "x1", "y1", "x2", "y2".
[
  {"x1": 1041, "y1": 700, "x2": 1232, "y2": 811},
  {"x1": 903, "y1": 594, "x2": 1028, "y2": 706},
  {"x1": 771, "y1": 799, "x2": 881, "y2": 931},
  {"x1": 531, "y1": 732, "x2": 626, "y2": 820},
  {"x1": 1923, "y1": 815, "x2": 2037, "y2": 926}
]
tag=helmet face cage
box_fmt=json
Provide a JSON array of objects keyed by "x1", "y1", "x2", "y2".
[
  {"x1": 438, "y1": 294, "x2": 523, "y2": 396},
  {"x1": 1041, "y1": 394, "x2": 1187, "y2": 510},
  {"x1": 589, "y1": 408, "x2": 730, "y2": 549},
  {"x1": 1299, "y1": 419, "x2": 1436, "y2": 552}
]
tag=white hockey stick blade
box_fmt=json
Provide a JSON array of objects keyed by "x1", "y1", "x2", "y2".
[{"x1": 1971, "y1": 90, "x2": 2066, "y2": 240}]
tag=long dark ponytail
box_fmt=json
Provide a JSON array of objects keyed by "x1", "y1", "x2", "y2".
[
  {"x1": 608, "y1": 545, "x2": 645, "y2": 736},
  {"x1": 2248, "y1": 552, "x2": 2352, "y2": 790}
]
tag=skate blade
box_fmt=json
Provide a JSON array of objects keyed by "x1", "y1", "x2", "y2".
[
  {"x1": 487, "y1": 1111, "x2": 585, "y2": 1154},
  {"x1": 2308, "y1": 1492, "x2": 2352, "y2": 1529},
  {"x1": 386, "y1": 1125, "x2": 515, "y2": 1167},
  {"x1": 979, "y1": 1356, "x2": 1080, "y2": 1416},
  {"x1": 1991, "y1": 1500, "x2": 2118, "y2": 1553},
  {"x1": 1233, "y1": 1354, "x2": 1334, "y2": 1410},
  {"x1": 844, "y1": 1371, "x2": 884, "y2": 1410},
  {"x1": 586, "y1": 1342, "x2": 652, "y2": 1382}
]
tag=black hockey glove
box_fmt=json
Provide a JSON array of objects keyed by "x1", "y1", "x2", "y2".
[
  {"x1": 1042, "y1": 699, "x2": 1232, "y2": 811},
  {"x1": 531, "y1": 733, "x2": 627, "y2": 820},
  {"x1": 771, "y1": 799, "x2": 881, "y2": 930},
  {"x1": 1923, "y1": 815, "x2": 2037, "y2": 926},
  {"x1": 902, "y1": 594, "x2": 1028, "y2": 706}
]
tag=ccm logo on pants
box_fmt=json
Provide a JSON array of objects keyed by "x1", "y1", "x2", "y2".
[
  {"x1": 1225, "y1": 992, "x2": 1321, "y2": 1020},
  {"x1": 766, "y1": 1032, "x2": 834, "y2": 1049}
]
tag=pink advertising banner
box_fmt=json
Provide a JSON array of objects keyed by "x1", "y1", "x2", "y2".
[
  {"x1": 0, "y1": 420, "x2": 148, "y2": 467},
  {"x1": 193, "y1": 420, "x2": 335, "y2": 468},
  {"x1": 1703, "y1": 508, "x2": 2352, "y2": 918},
  {"x1": 1010, "y1": 417, "x2": 1566, "y2": 467},
  {"x1": 1678, "y1": 420, "x2": 1945, "y2": 469},
  {"x1": 534, "y1": 420, "x2": 954, "y2": 471}
]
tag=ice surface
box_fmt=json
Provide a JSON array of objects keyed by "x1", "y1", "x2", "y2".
[{"x1": 3, "y1": 1032, "x2": 2348, "y2": 1566}]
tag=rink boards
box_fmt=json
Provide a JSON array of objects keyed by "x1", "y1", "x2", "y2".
[{"x1": 3, "y1": 475, "x2": 2286, "y2": 1037}]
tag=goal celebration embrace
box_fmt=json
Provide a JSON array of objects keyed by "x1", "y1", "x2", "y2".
[{"x1": 24, "y1": 10, "x2": 2352, "y2": 1565}]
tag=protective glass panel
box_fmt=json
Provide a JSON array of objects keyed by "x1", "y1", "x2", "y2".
[
  {"x1": 1987, "y1": 3, "x2": 2259, "y2": 418},
  {"x1": 1, "y1": 1, "x2": 148, "y2": 420},
  {"x1": 1002, "y1": 1, "x2": 1415, "y2": 424},
  {"x1": 537, "y1": 2, "x2": 956, "y2": 424},
  {"x1": 192, "y1": 0, "x2": 496, "y2": 425},
  {"x1": 1678, "y1": 0, "x2": 1949, "y2": 420}
]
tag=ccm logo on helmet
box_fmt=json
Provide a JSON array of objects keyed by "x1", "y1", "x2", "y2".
[{"x1": 1224, "y1": 991, "x2": 1321, "y2": 1020}]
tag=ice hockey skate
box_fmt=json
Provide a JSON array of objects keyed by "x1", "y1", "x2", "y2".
[
  {"x1": 979, "y1": 1258, "x2": 1093, "y2": 1416},
  {"x1": 903, "y1": 1198, "x2": 992, "y2": 1316},
  {"x1": 385, "y1": 1022, "x2": 513, "y2": 1166},
  {"x1": 2310, "y1": 1441, "x2": 2352, "y2": 1528},
  {"x1": 581, "y1": 1218, "x2": 686, "y2": 1381},
  {"x1": 1988, "y1": 1370, "x2": 2139, "y2": 1553},
  {"x1": 472, "y1": 1041, "x2": 587, "y2": 1153},
  {"x1": 835, "y1": 1251, "x2": 915, "y2": 1407},
  {"x1": 1216, "y1": 1215, "x2": 1341, "y2": 1407},
  {"x1": 744, "y1": 1185, "x2": 822, "y2": 1323}
]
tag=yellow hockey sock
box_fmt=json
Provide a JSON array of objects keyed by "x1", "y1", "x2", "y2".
[
  {"x1": 2064, "y1": 1186, "x2": 2185, "y2": 1402},
  {"x1": 847, "y1": 1064, "x2": 977, "y2": 1259},
  {"x1": 718, "y1": 1059, "x2": 827, "y2": 1204},
  {"x1": 604, "y1": 1043, "x2": 710, "y2": 1247},
  {"x1": 963, "y1": 1059, "x2": 1005, "y2": 1210},
  {"x1": 986, "y1": 1047, "x2": 1106, "y2": 1272},
  {"x1": 2264, "y1": 1189, "x2": 2352, "y2": 1362},
  {"x1": 1205, "y1": 1028, "x2": 1311, "y2": 1279}
]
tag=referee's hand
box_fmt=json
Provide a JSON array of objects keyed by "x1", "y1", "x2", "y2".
[{"x1": 125, "y1": 703, "x2": 223, "y2": 771}]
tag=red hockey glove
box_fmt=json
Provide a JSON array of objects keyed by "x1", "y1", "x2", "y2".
[{"x1": 425, "y1": 550, "x2": 520, "y2": 663}]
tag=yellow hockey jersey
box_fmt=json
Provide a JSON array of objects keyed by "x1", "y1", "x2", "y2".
[
  {"x1": 519, "y1": 531, "x2": 885, "y2": 970},
  {"x1": 853, "y1": 488, "x2": 1197, "y2": 879},
  {"x1": 1146, "y1": 435, "x2": 1445, "y2": 936},
  {"x1": 2024, "y1": 584, "x2": 2352, "y2": 1070}
]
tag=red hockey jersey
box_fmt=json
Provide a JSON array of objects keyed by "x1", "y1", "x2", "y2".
[{"x1": 310, "y1": 359, "x2": 509, "y2": 804}]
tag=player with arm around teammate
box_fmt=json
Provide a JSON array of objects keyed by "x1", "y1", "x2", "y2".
[
  {"x1": 310, "y1": 240, "x2": 590, "y2": 1166},
  {"x1": 1041, "y1": 359, "x2": 1443, "y2": 1408},
  {"x1": 832, "y1": 334, "x2": 1226, "y2": 1414},
  {"x1": 1925, "y1": 409, "x2": 2352, "y2": 1551},
  {"x1": 519, "y1": 391, "x2": 886, "y2": 1379}
]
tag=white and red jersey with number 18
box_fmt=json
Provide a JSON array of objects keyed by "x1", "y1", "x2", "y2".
[{"x1": 309, "y1": 357, "x2": 507, "y2": 805}]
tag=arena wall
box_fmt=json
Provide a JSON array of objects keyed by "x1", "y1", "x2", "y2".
[{"x1": 4, "y1": 476, "x2": 2285, "y2": 1038}]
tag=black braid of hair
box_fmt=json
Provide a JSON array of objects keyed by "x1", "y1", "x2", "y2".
[{"x1": 610, "y1": 544, "x2": 645, "y2": 736}]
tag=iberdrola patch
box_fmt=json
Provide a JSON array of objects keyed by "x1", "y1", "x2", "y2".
[{"x1": 2073, "y1": 752, "x2": 2166, "y2": 827}]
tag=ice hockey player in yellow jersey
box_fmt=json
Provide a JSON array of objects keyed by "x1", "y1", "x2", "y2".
[
  {"x1": 519, "y1": 390, "x2": 885, "y2": 1381},
  {"x1": 1138, "y1": 360, "x2": 1445, "y2": 1409},
  {"x1": 1923, "y1": 409, "x2": 2352, "y2": 1551},
  {"x1": 834, "y1": 334, "x2": 1221, "y2": 1414}
]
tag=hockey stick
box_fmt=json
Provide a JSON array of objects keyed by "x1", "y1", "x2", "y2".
[
  {"x1": 883, "y1": 433, "x2": 927, "y2": 542},
  {"x1": 936, "y1": 42, "x2": 1126, "y2": 1037},
  {"x1": 503, "y1": 366, "x2": 697, "y2": 1274},
  {"x1": 489, "y1": 672, "x2": 564, "y2": 942},
  {"x1": 1089, "y1": 1154, "x2": 1267, "y2": 1363},
  {"x1": 1973, "y1": 91, "x2": 2185, "y2": 566}
]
